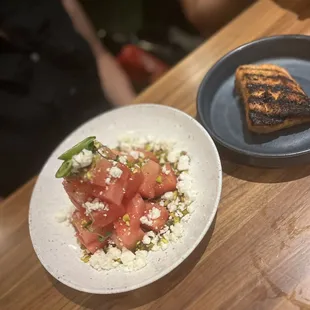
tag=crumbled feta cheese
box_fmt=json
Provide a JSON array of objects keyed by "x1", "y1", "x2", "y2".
[
  {"x1": 141, "y1": 207, "x2": 160, "y2": 225},
  {"x1": 175, "y1": 210, "x2": 183, "y2": 218},
  {"x1": 146, "y1": 231, "x2": 156, "y2": 238},
  {"x1": 167, "y1": 201, "x2": 177, "y2": 212},
  {"x1": 167, "y1": 149, "x2": 180, "y2": 163},
  {"x1": 118, "y1": 155, "x2": 127, "y2": 164},
  {"x1": 89, "y1": 247, "x2": 148, "y2": 272},
  {"x1": 129, "y1": 151, "x2": 140, "y2": 159},
  {"x1": 159, "y1": 225, "x2": 169, "y2": 234},
  {"x1": 109, "y1": 166, "x2": 123, "y2": 178},
  {"x1": 105, "y1": 177, "x2": 111, "y2": 185},
  {"x1": 171, "y1": 223, "x2": 183, "y2": 237},
  {"x1": 107, "y1": 247, "x2": 121, "y2": 259},
  {"x1": 142, "y1": 235, "x2": 151, "y2": 245},
  {"x1": 177, "y1": 155, "x2": 190, "y2": 171},
  {"x1": 140, "y1": 216, "x2": 153, "y2": 226},
  {"x1": 89, "y1": 250, "x2": 115, "y2": 270},
  {"x1": 159, "y1": 200, "x2": 165, "y2": 207},
  {"x1": 149, "y1": 207, "x2": 161, "y2": 219},
  {"x1": 120, "y1": 249, "x2": 135, "y2": 265},
  {"x1": 72, "y1": 149, "x2": 93, "y2": 169},
  {"x1": 122, "y1": 249, "x2": 148, "y2": 271},
  {"x1": 177, "y1": 173, "x2": 192, "y2": 197},
  {"x1": 187, "y1": 203, "x2": 195, "y2": 214},
  {"x1": 163, "y1": 191, "x2": 174, "y2": 200},
  {"x1": 83, "y1": 199, "x2": 109, "y2": 216},
  {"x1": 162, "y1": 165, "x2": 170, "y2": 175},
  {"x1": 182, "y1": 214, "x2": 191, "y2": 222},
  {"x1": 178, "y1": 203, "x2": 186, "y2": 211}
]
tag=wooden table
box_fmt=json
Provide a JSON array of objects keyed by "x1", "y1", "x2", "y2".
[{"x1": 2, "y1": 1, "x2": 310, "y2": 309}]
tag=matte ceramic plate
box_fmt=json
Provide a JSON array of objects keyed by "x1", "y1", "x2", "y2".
[
  {"x1": 197, "y1": 35, "x2": 310, "y2": 167},
  {"x1": 29, "y1": 104, "x2": 222, "y2": 294}
]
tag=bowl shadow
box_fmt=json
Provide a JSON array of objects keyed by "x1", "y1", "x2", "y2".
[
  {"x1": 49, "y1": 215, "x2": 217, "y2": 309},
  {"x1": 222, "y1": 159, "x2": 310, "y2": 183}
]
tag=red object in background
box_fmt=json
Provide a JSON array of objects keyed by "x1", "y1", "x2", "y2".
[{"x1": 117, "y1": 44, "x2": 169, "y2": 84}]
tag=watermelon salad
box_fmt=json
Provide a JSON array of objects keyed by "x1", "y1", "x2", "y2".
[{"x1": 55, "y1": 135, "x2": 196, "y2": 271}]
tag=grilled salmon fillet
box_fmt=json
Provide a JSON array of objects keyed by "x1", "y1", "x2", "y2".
[{"x1": 235, "y1": 64, "x2": 310, "y2": 133}]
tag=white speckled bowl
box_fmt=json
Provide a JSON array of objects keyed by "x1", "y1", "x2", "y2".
[{"x1": 29, "y1": 104, "x2": 222, "y2": 294}]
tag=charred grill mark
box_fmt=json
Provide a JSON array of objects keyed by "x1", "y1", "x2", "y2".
[
  {"x1": 248, "y1": 91, "x2": 310, "y2": 105},
  {"x1": 246, "y1": 83, "x2": 306, "y2": 97},
  {"x1": 248, "y1": 91, "x2": 310, "y2": 118},
  {"x1": 242, "y1": 73, "x2": 295, "y2": 84},
  {"x1": 249, "y1": 111, "x2": 285, "y2": 125}
]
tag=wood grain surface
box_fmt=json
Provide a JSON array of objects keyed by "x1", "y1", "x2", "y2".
[{"x1": 2, "y1": 1, "x2": 310, "y2": 309}]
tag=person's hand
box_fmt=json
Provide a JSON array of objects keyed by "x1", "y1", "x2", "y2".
[
  {"x1": 96, "y1": 50, "x2": 136, "y2": 107},
  {"x1": 62, "y1": 0, "x2": 136, "y2": 106}
]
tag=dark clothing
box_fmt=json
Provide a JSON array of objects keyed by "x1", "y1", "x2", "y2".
[{"x1": 0, "y1": 0, "x2": 110, "y2": 197}]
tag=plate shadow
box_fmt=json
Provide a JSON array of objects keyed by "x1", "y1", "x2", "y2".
[{"x1": 222, "y1": 160, "x2": 310, "y2": 183}]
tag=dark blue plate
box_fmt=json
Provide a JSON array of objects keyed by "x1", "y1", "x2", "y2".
[{"x1": 197, "y1": 35, "x2": 310, "y2": 167}]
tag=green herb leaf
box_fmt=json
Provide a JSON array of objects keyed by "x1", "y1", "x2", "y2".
[
  {"x1": 98, "y1": 231, "x2": 112, "y2": 243},
  {"x1": 55, "y1": 160, "x2": 73, "y2": 178},
  {"x1": 58, "y1": 136, "x2": 96, "y2": 160}
]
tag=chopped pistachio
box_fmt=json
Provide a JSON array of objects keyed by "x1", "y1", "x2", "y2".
[
  {"x1": 174, "y1": 217, "x2": 180, "y2": 224},
  {"x1": 156, "y1": 176, "x2": 162, "y2": 184},
  {"x1": 173, "y1": 191, "x2": 178, "y2": 200},
  {"x1": 145, "y1": 143, "x2": 152, "y2": 151},
  {"x1": 123, "y1": 214, "x2": 130, "y2": 222},
  {"x1": 182, "y1": 209, "x2": 189, "y2": 216},
  {"x1": 161, "y1": 237, "x2": 168, "y2": 244},
  {"x1": 86, "y1": 171, "x2": 92, "y2": 179},
  {"x1": 81, "y1": 254, "x2": 90, "y2": 263}
]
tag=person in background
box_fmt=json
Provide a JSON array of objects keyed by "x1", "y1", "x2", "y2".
[
  {"x1": 0, "y1": 0, "x2": 135, "y2": 197},
  {"x1": 180, "y1": 0, "x2": 255, "y2": 37}
]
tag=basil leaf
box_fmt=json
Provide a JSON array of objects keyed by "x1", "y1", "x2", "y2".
[{"x1": 98, "y1": 231, "x2": 112, "y2": 243}]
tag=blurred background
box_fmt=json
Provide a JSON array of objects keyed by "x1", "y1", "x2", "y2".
[
  {"x1": 0, "y1": 0, "x2": 254, "y2": 198},
  {"x1": 80, "y1": 0, "x2": 254, "y2": 91},
  {"x1": 81, "y1": 0, "x2": 202, "y2": 91}
]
